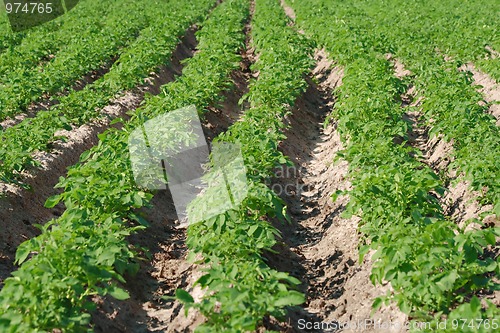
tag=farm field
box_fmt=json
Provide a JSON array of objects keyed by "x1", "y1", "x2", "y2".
[{"x1": 0, "y1": 0, "x2": 499, "y2": 332}]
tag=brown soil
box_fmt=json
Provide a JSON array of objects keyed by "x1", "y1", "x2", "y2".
[
  {"x1": 485, "y1": 45, "x2": 499, "y2": 59},
  {"x1": 0, "y1": 28, "x2": 199, "y2": 289},
  {"x1": 281, "y1": 0, "x2": 296, "y2": 20},
  {"x1": 90, "y1": 190, "x2": 204, "y2": 333},
  {"x1": 263, "y1": 50, "x2": 407, "y2": 333},
  {"x1": 0, "y1": 108, "x2": 41, "y2": 131},
  {"x1": 460, "y1": 63, "x2": 500, "y2": 125}
]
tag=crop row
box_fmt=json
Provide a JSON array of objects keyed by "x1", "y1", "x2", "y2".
[
  {"x1": 289, "y1": 0, "x2": 499, "y2": 331},
  {"x1": 356, "y1": 0, "x2": 500, "y2": 211},
  {"x1": 0, "y1": 0, "x2": 118, "y2": 82},
  {"x1": 0, "y1": 0, "x2": 160, "y2": 120},
  {"x1": 0, "y1": 0, "x2": 214, "y2": 185},
  {"x1": 176, "y1": 0, "x2": 314, "y2": 331},
  {"x1": 359, "y1": 0, "x2": 500, "y2": 80},
  {"x1": 0, "y1": 0, "x2": 87, "y2": 53},
  {"x1": 328, "y1": 0, "x2": 500, "y2": 211},
  {"x1": 0, "y1": 7, "x2": 24, "y2": 51},
  {"x1": 400, "y1": 0, "x2": 499, "y2": 81},
  {"x1": 0, "y1": 0, "x2": 248, "y2": 330}
]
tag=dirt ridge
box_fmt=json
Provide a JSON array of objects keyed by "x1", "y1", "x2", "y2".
[{"x1": 460, "y1": 63, "x2": 500, "y2": 125}]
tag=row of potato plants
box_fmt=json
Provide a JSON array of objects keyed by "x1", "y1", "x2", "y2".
[
  {"x1": 419, "y1": 0, "x2": 499, "y2": 80},
  {"x1": 0, "y1": 8, "x2": 23, "y2": 51},
  {"x1": 0, "y1": 0, "x2": 118, "y2": 94},
  {"x1": 0, "y1": 0, "x2": 155, "y2": 120},
  {"x1": 289, "y1": 0, "x2": 499, "y2": 331},
  {"x1": 356, "y1": 0, "x2": 499, "y2": 80},
  {"x1": 0, "y1": 0, "x2": 214, "y2": 185},
  {"x1": 338, "y1": 0, "x2": 500, "y2": 212},
  {"x1": 357, "y1": 0, "x2": 500, "y2": 212},
  {"x1": 175, "y1": 0, "x2": 314, "y2": 331},
  {"x1": 0, "y1": 0, "x2": 254, "y2": 330},
  {"x1": 400, "y1": 0, "x2": 499, "y2": 81},
  {"x1": 0, "y1": 0, "x2": 106, "y2": 55}
]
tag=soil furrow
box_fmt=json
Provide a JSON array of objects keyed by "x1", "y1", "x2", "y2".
[
  {"x1": 264, "y1": 50, "x2": 407, "y2": 333},
  {"x1": 274, "y1": 3, "x2": 407, "y2": 331},
  {"x1": 460, "y1": 63, "x2": 500, "y2": 125},
  {"x1": 90, "y1": 13, "x2": 255, "y2": 333},
  {"x1": 391, "y1": 56, "x2": 496, "y2": 228},
  {"x1": 485, "y1": 45, "x2": 499, "y2": 59},
  {"x1": 281, "y1": 0, "x2": 296, "y2": 20},
  {"x1": 0, "y1": 27, "x2": 199, "y2": 290}
]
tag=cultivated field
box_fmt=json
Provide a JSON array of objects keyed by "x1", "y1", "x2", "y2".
[{"x1": 0, "y1": 0, "x2": 499, "y2": 332}]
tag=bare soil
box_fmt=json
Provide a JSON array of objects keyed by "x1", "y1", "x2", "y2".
[
  {"x1": 460, "y1": 63, "x2": 500, "y2": 125},
  {"x1": 485, "y1": 45, "x2": 499, "y2": 59}
]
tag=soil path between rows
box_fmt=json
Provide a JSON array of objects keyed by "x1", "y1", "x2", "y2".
[
  {"x1": 271, "y1": 2, "x2": 408, "y2": 331},
  {"x1": 389, "y1": 55, "x2": 496, "y2": 228},
  {"x1": 461, "y1": 63, "x2": 500, "y2": 125},
  {"x1": 263, "y1": 48, "x2": 407, "y2": 332}
]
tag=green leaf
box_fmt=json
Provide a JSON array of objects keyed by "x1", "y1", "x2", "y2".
[
  {"x1": 436, "y1": 270, "x2": 458, "y2": 292},
  {"x1": 248, "y1": 224, "x2": 259, "y2": 236},
  {"x1": 195, "y1": 274, "x2": 211, "y2": 287},
  {"x1": 110, "y1": 117, "x2": 125, "y2": 125},
  {"x1": 399, "y1": 299, "x2": 411, "y2": 314},
  {"x1": 359, "y1": 244, "x2": 370, "y2": 263},
  {"x1": 132, "y1": 192, "x2": 143, "y2": 207},
  {"x1": 44, "y1": 195, "x2": 62, "y2": 208},
  {"x1": 330, "y1": 189, "x2": 344, "y2": 203},
  {"x1": 161, "y1": 295, "x2": 176, "y2": 301},
  {"x1": 15, "y1": 244, "x2": 31, "y2": 265},
  {"x1": 129, "y1": 212, "x2": 150, "y2": 227},
  {"x1": 79, "y1": 150, "x2": 92, "y2": 163},
  {"x1": 176, "y1": 289, "x2": 194, "y2": 304},
  {"x1": 274, "y1": 291, "x2": 305, "y2": 307},
  {"x1": 59, "y1": 116, "x2": 72, "y2": 131},
  {"x1": 372, "y1": 297, "x2": 383, "y2": 312},
  {"x1": 484, "y1": 230, "x2": 496, "y2": 245},
  {"x1": 108, "y1": 285, "x2": 130, "y2": 300},
  {"x1": 469, "y1": 296, "x2": 481, "y2": 313}
]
